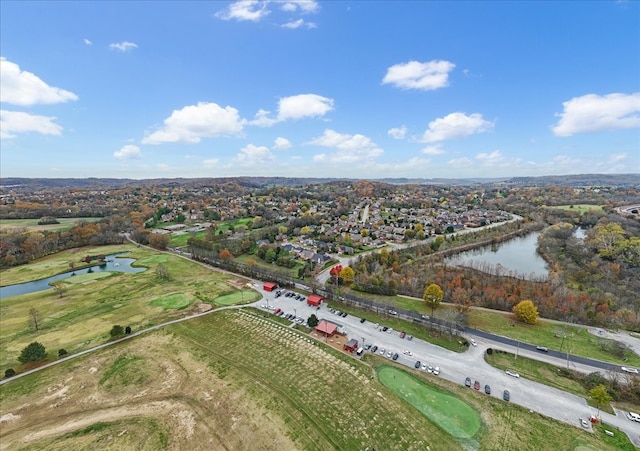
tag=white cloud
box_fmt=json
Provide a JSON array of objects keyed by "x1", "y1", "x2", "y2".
[
  {"x1": 234, "y1": 144, "x2": 275, "y2": 165},
  {"x1": 421, "y1": 144, "x2": 445, "y2": 155},
  {"x1": 552, "y1": 93, "x2": 640, "y2": 136},
  {"x1": 388, "y1": 125, "x2": 407, "y2": 140},
  {"x1": 114, "y1": 144, "x2": 142, "y2": 160},
  {"x1": 0, "y1": 110, "x2": 63, "y2": 139},
  {"x1": 308, "y1": 129, "x2": 383, "y2": 163},
  {"x1": 281, "y1": 19, "x2": 316, "y2": 29},
  {"x1": 382, "y1": 60, "x2": 455, "y2": 91},
  {"x1": 250, "y1": 93, "x2": 334, "y2": 126},
  {"x1": 0, "y1": 57, "x2": 78, "y2": 106},
  {"x1": 422, "y1": 112, "x2": 494, "y2": 143},
  {"x1": 84, "y1": 38, "x2": 92, "y2": 45},
  {"x1": 142, "y1": 102, "x2": 245, "y2": 144},
  {"x1": 109, "y1": 41, "x2": 138, "y2": 52},
  {"x1": 203, "y1": 158, "x2": 220, "y2": 168},
  {"x1": 273, "y1": 136, "x2": 292, "y2": 150},
  {"x1": 215, "y1": 1, "x2": 270, "y2": 21},
  {"x1": 476, "y1": 150, "x2": 504, "y2": 164},
  {"x1": 277, "y1": 0, "x2": 319, "y2": 13}
]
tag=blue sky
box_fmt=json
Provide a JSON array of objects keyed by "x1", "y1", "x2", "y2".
[{"x1": 1, "y1": 0, "x2": 639, "y2": 180}]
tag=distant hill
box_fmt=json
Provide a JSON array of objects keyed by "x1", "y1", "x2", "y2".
[{"x1": 1, "y1": 174, "x2": 638, "y2": 190}]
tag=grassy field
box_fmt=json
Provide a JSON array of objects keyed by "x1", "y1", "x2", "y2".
[
  {"x1": 0, "y1": 244, "x2": 256, "y2": 370},
  {"x1": 0, "y1": 309, "x2": 627, "y2": 450},
  {"x1": 0, "y1": 217, "x2": 103, "y2": 232},
  {"x1": 547, "y1": 204, "x2": 605, "y2": 213}
]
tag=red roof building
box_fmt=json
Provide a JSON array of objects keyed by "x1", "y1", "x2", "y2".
[
  {"x1": 307, "y1": 294, "x2": 323, "y2": 307},
  {"x1": 263, "y1": 282, "x2": 278, "y2": 292},
  {"x1": 343, "y1": 338, "x2": 359, "y2": 353},
  {"x1": 315, "y1": 320, "x2": 338, "y2": 337}
]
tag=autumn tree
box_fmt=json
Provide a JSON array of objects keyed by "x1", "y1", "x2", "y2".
[
  {"x1": 589, "y1": 384, "x2": 611, "y2": 417},
  {"x1": 29, "y1": 308, "x2": 40, "y2": 331},
  {"x1": 423, "y1": 283, "x2": 444, "y2": 317},
  {"x1": 340, "y1": 266, "x2": 355, "y2": 284},
  {"x1": 148, "y1": 232, "x2": 170, "y2": 250},
  {"x1": 586, "y1": 222, "x2": 625, "y2": 260},
  {"x1": 52, "y1": 281, "x2": 65, "y2": 298},
  {"x1": 512, "y1": 300, "x2": 539, "y2": 324},
  {"x1": 220, "y1": 249, "x2": 233, "y2": 260}
]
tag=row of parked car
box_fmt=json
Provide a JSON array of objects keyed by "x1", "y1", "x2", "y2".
[
  {"x1": 465, "y1": 376, "x2": 510, "y2": 401},
  {"x1": 263, "y1": 305, "x2": 307, "y2": 324},
  {"x1": 329, "y1": 308, "x2": 348, "y2": 318},
  {"x1": 275, "y1": 289, "x2": 307, "y2": 302}
]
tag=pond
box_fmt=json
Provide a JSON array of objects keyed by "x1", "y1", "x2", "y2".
[
  {"x1": 444, "y1": 232, "x2": 549, "y2": 280},
  {"x1": 0, "y1": 255, "x2": 146, "y2": 299}
]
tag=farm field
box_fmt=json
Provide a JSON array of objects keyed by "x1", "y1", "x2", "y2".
[
  {"x1": 546, "y1": 204, "x2": 604, "y2": 213},
  {"x1": 0, "y1": 309, "x2": 624, "y2": 451},
  {"x1": 0, "y1": 217, "x2": 103, "y2": 232},
  {"x1": 0, "y1": 244, "x2": 256, "y2": 370}
]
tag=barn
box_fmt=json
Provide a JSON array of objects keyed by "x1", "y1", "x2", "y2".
[
  {"x1": 315, "y1": 320, "x2": 338, "y2": 337},
  {"x1": 343, "y1": 338, "x2": 359, "y2": 353},
  {"x1": 263, "y1": 282, "x2": 278, "y2": 292},
  {"x1": 307, "y1": 294, "x2": 323, "y2": 307}
]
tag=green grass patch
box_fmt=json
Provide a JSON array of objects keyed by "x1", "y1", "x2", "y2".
[
  {"x1": 378, "y1": 365, "x2": 481, "y2": 441},
  {"x1": 547, "y1": 204, "x2": 604, "y2": 213},
  {"x1": 594, "y1": 422, "x2": 637, "y2": 450},
  {"x1": 149, "y1": 293, "x2": 192, "y2": 310},
  {"x1": 0, "y1": 217, "x2": 103, "y2": 233},
  {"x1": 99, "y1": 354, "x2": 149, "y2": 390}
]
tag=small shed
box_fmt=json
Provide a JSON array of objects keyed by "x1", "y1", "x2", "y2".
[
  {"x1": 263, "y1": 282, "x2": 278, "y2": 292},
  {"x1": 307, "y1": 294, "x2": 323, "y2": 307},
  {"x1": 315, "y1": 320, "x2": 338, "y2": 337},
  {"x1": 343, "y1": 338, "x2": 359, "y2": 353}
]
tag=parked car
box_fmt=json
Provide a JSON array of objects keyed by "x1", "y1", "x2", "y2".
[
  {"x1": 407, "y1": 335, "x2": 413, "y2": 341},
  {"x1": 503, "y1": 390, "x2": 510, "y2": 401},
  {"x1": 484, "y1": 384, "x2": 491, "y2": 394},
  {"x1": 379, "y1": 348, "x2": 385, "y2": 355},
  {"x1": 579, "y1": 418, "x2": 589, "y2": 429},
  {"x1": 470, "y1": 339, "x2": 477, "y2": 347},
  {"x1": 382, "y1": 326, "x2": 388, "y2": 332},
  {"x1": 427, "y1": 365, "x2": 433, "y2": 373},
  {"x1": 403, "y1": 350, "x2": 412, "y2": 356},
  {"x1": 506, "y1": 370, "x2": 520, "y2": 378},
  {"x1": 364, "y1": 343, "x2": 372, "y2": 350},
  {"x1": 415, "y1": 360, "x2": 421, "y2": 369},
  {"x1": 360, "y1": 318, "x2": 366, "y2": 323},
  {"x1": 392, "y1": 353, "x2": 399, "y2": 361},
  {"x1": 465, "y1": 377, "x2": 472, "y2": 388},
  {"x1": 422, "y1": 363, "x2": 427, "y2": 371},
  {"x1": 433, "y1": 366, "x2": 440, "y2": 376},
  {"x1": 371, "y1": 345, "x2": 378, "y2": 353},
  {"x1": 622, "y1": 366, "x2": 639, "y2": 374},
  {"x1": 386, "y1": 351, "x2": 393, "y2": 358},
  {"x1": 400, "y1": 331, "x2": 406, "y2": 339},
  {"x1": 536, "y1": 346, "x2": 549, "y2": 352},
  {"x1": 474, "y1": 380, "x2": 480, "y2": 390},
  {"x1": 341, "y1": 312, "x2": 348, "y2": 318}
]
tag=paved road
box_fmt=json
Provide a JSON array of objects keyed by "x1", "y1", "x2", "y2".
[{"x1": 262, "y1": 289, "x2": 640, "y2": 447}]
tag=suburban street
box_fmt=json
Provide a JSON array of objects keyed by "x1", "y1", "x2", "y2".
[{"x1": 258, "y1": 287, "x2": 640, "y2": 446}]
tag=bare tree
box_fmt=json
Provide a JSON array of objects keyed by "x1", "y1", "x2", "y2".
[
  {"x1": 52, "y1": 281, "x2": 65, "y2": 298},
  {"x1": 29, "y1": 308, "x2": 40, "y2": 331}
]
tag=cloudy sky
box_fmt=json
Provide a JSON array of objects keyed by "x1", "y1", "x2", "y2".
[{"x1": 1, "y1": 1, "x2": 638, "y2": 179}]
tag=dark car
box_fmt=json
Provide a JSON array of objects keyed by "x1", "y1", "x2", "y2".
[
  {"x1": 484, "y1": 384, "x2": 491, "y2": 395},
  {"x1": 400, "y1": 331, "x2": 406, "y2": 339},
  {"x1": 382, "y1": 326, "x2": 388, "y2": 332},
  {"x1": 465, "y1": 377, "x2": 472, "y2": 388},
  {"x1": 415, "y1": 360, "x2": 421, "y2": 369},
  {"x1": 341, "y1": 312, "x2": 348, "y2": 318},
  {"x1": 360, "y1": 318, "x2": 366, "y2": 323},
  {"x1": 503, "y1": 390, "x2": 510, "y2": 401},
  {"x1": 474, "y1": 380, "x2": 480, "y2": 390},
  {"x1": 371, "y1": 345, "x2": 378, "y2": 353},
  {"x1": 392, "y1": 353, "x2": 399, "y2": 361}
]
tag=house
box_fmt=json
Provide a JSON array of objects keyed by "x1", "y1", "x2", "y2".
[
  {"x1": 343, "y1": 338, "x2": 359, "y2": 353},
  {"x1": 315, "y1": 320, "x2": 338, "y2": 337},
  {"x1": 263, "y1": 282, "x2": 278, "y2": 292},
  {"x1": 307, "y1": 294, "x2": 323, "y2": 307}
]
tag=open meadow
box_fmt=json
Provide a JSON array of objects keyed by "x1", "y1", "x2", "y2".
[
  {"x1": 0, "y1": 218, "x2": 103, "y2": 233},
  {"x1": 0, "y1": 244, "x2": 256, "y2": 370},
  {"x1": 0, "y1": 309, "x2": 625, "y2": 451}
]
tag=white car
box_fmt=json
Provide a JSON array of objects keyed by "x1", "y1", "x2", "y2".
[
  {"x1": 506, "y1": 370, "x2": 520, "y2": 378},
  {"x1": 433, "y1": 366, "x2": 440, "y2": 376},
  {"x1": 403, "y1": 350, "x2": 412, "y2": 356},
  {"x1": 580, "y1": 418, "x2": 590, "y2": 429},
  {"x1": 621, "y1": 366, "x2": 639, "y2": 374},
  {"x1": 470, "y1": 339, "x2": 477, "y2": 347}
]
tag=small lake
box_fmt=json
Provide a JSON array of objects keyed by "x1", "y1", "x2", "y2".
[
  {"x1": 444, "y1": 232, "x2": 549, "y2": 280},
  {"x1": 0, "y1": 255, "x2": 146, "y2": 299}
]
